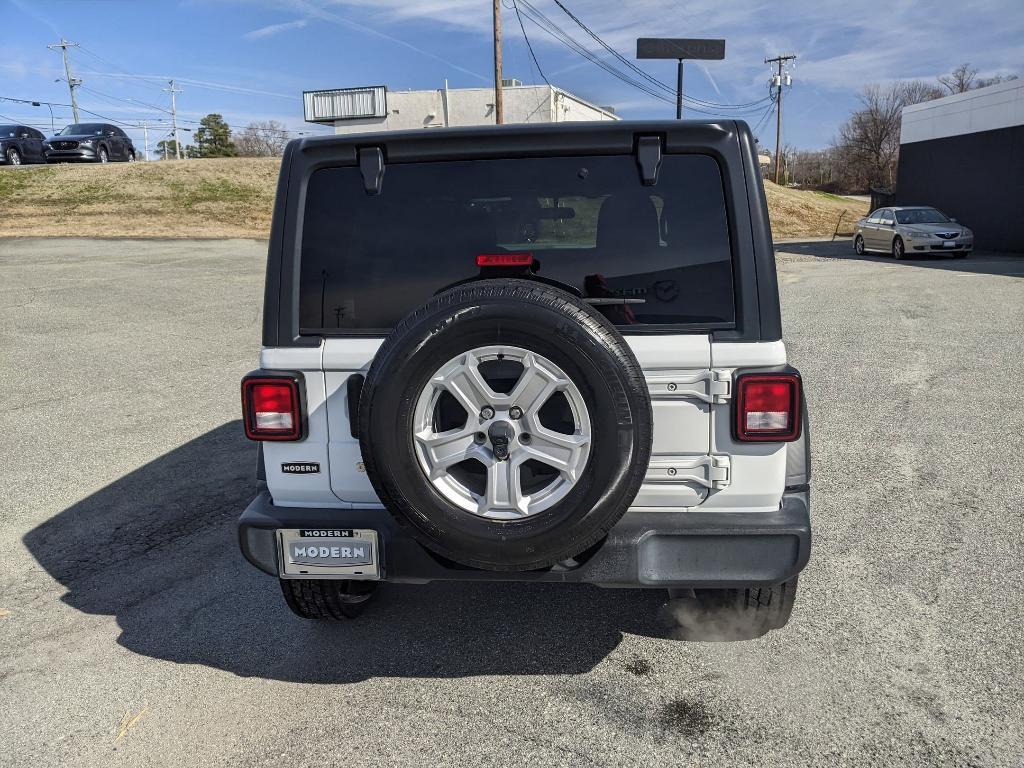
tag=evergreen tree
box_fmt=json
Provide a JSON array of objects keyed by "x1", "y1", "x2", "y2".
[{"x1": 194, "y1": 114, "x2": 237, "y2": 158}]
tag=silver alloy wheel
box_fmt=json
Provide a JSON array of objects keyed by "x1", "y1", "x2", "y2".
[
  {"x1": 412, "y1": 345, "x2": 592, "y2": 520},
  {"x1": 893, "y1": 237, "x2": 904, "y2": 259},
  {"x1": 854, "y1": 235, "x2": 864, "y2": 255},
  {"x1": 7, "y1": 148, "x2": 21, "y2": 166},
  {"x1": 99, "y1": 148, "x2": 108, "y2": 163}
]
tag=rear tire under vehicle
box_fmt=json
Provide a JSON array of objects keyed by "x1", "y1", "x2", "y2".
[
  {"x1": 667, "y1": 578, "x2": 799, "y2": 641},
  {"x1": 280, "y1": 579, "x2": 377, "y2": 620},
  {"x1": 6, "y1": 148, "x2": 21, "y2": 166},
  {"x1": 98, "y1": 148, "x2": 109, "y2": 163}
]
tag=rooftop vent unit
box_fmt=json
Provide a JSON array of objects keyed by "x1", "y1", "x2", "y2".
[
  {"x1": 501, "y1": 78, "x2": 523, "y2": 87},
  {"x1": 303, "y1": 86, "x2": 387, "y2": 123}
]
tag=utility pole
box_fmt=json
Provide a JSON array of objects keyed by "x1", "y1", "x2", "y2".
[
  {"x1": 142, "y1": 121, "x2": 149, "y2": 162},
  {"x1": 492, "y1": 0, "x2": 504, "y2": 124},
  {"x1": 765, "y1": 53, "x2": 796, "y2": 185},
  {"x1": 47, "y1": 38, "x2": 81, "y2": 123},
  {"x1": 163, "y1": 79, "x2": 182, "y2": 160}
]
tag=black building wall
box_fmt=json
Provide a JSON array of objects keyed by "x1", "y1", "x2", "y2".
[{"x1": 896, "y1": 124, "x2": 1024, "y2": 252}]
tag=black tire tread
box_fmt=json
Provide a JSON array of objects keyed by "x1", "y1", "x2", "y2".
[
  {"x1": 280, "y1": 579, "x2": 374, "y2": 620},
  {"x1": 669, "y1": 578, "x2": 799, "y2": 641}
]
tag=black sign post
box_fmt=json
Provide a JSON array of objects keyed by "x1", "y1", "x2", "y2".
[{"x1": 636, "y1": 38, "x2": 726, "y2": 119}]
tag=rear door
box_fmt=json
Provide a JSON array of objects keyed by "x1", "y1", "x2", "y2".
[
  {"x1": 108, "y1": 127, "x2": 120, "y2": 159},
  {"x1": 304, "y1": 151, "x2": 736, "y2": 510},
  {"x1": 861, "y1": 210, "x2": 881, "y2": 248},
  {"x1": 28, "y1": 128, "x2": 46, "y2": 161},
  {"x1": 874, "y1": 209, "x2": 896, "y2": 249}
]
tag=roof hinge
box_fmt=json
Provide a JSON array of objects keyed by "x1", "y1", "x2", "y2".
[
  {"x1": 359, "y1": 146, "x2": 385, "y2": 195},
  {"x1": 636, "y1": 135, "x2": 663, "y2": 186}
]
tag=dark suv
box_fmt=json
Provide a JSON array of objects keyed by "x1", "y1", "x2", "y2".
[
  {"x1": 238, "y1": 121, "x2": 811, "y2": 640},
  {"x1": 0, "y1": 124, "x2": 48, "y2": 165},
  {"x1": 44, "y1": 123, "x2": 136, "y2": 163}
]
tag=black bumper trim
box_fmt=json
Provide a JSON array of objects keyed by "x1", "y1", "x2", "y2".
[{"x1": 238, "y1": 491, "x2": 811, "y2": 588}]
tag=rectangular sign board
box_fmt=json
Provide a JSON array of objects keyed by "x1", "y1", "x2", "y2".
[{"x1": 636, "y1": 38, "x2": 726, "y2": 60}]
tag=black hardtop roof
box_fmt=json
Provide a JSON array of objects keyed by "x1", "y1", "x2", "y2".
[{"x1": 289, "y1": 119, "x2": 749, "y2": 161}]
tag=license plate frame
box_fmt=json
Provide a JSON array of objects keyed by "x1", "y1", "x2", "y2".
[
  {"x1": 942, "y1": 240, "x2": 956, "y2": 248},
  {"x1": 277, "y1": 528, "x2": 381, "y2": 580}
]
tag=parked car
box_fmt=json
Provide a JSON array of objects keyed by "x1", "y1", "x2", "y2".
[
  {"x1": 853, "y1": 206, "x2": 973, "y2": 259},
  {"x1": 0, "y1": 124, "x2": 48, "y2": 165},
  {"x1": 43, "y1": 123, "x2": 136, "y2": 163},
  {"x1": 236, "y1": 121, "x2": 811, "y2": 640}
]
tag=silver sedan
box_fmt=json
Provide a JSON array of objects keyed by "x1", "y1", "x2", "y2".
[{"x1": 853, "y1": 206, "x2": 974, "y2": 259}]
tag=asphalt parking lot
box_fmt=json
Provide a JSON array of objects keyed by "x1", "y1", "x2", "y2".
[{"x1": 1, "y1": 237, "x2": 1023, "y2": 767}]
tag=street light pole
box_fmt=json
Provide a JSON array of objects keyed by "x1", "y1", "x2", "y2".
[
  {"x1": 676, "y1": 59, "x2": 684, "y2": 119},
  {"x1": 636, "y1": 38, "x2": 726, "y2": 120},
  {"x1": 31, "y1": 101, "x2": 55, "y2": 133}
]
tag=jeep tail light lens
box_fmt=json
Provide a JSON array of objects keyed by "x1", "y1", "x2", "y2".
[
  {"x1": 242, "y1": 375, "x2": 303, "y2": 441},
  {"x1": 476, "y1": 252, "x2": 534, "y2": 267},
  {"x1": 735, "y1": 373, "x2": 801, "y2": 442}
]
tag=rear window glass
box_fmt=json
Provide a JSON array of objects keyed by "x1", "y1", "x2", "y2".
[{"x1": 299, "y1": 154, "x2": 734, "y2": 333}]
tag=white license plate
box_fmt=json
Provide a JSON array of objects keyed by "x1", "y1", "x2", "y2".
[
  {"x1": 943, "y1": 241, "x2": 956, "y2": 248},
  {"x1": 278, "y1": 528, "x2": 380, "y2": 579}
]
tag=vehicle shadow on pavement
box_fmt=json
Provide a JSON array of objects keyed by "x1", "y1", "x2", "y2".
[
  {"x1": 777, "y1": 240, "x2": 1024, "y2": 277},
  {"x1": 23, "y1": 422, "x2": 675, "y2": 683}
]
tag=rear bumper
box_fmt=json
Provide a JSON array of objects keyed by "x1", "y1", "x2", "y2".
[{"x1": 238, "y1": 490, "x2": 812, "y2": 588}]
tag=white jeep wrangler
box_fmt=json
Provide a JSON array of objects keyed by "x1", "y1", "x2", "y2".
[{"x1": 238, "y1": 121, "x2": 811, "y2": 639}]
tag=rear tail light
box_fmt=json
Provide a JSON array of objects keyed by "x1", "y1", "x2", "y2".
[
  {"x1": 476, "y1": 252, "x2": 534, "y2": 267},
  {"x1": 242, "y1": 373, "x2": 305, "y2": 441},
  {"x1": 734, "y1": 373, "x2": 801, "y2": 442}
]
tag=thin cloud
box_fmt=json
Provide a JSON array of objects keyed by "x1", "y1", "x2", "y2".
[
  {"x1": 277, "y1": 0, "x2": 490, "y2": 82},
  {"x1": 9, "y1": 0, "x2": 62, "y2": 36},
  {"x1": 244, "y1": 19, "x2": 309, "y2": 40}
]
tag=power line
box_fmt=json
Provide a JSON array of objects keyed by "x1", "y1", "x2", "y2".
[
  {"x1": 515, "y1": 0, "x2": 674, "y2": 105},
  {"x1": 511, "y1": 0, "x2": 549, "y2": 85},
  {"x1": 514, "y1": 0, "x2": 770, "y2": 117},
  {"x1": 750, "y1": 97, "x2": 777, "y2": 139},
  {"x1": 78, "y1": 85, "x2": 174, "y2": 116},
  {"x1": 546, "y1": 0, "x2": 773, "y2": 112}
]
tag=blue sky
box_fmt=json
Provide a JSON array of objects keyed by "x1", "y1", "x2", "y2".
[{"x1": 1, "y1": 0, "x2": 1020, "y2": 153}]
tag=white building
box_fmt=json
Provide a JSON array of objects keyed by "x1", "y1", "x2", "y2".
[{"x1": 303, "y1": 83, "x2": 618, "y2": 135}]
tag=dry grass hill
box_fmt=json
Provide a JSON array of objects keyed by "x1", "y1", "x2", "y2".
[{"x1": 0, "y1": 158, "x2": 866, "y2": 241}]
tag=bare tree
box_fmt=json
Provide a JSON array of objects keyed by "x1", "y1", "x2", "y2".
[
  {"x1": 830, "y1": 80, "x2": 940, "y2": 192},
  {"x1": 834, "y1": 84, "x2": 904, "y2": 189},
  {"x1": 903, "y1": 80, "x2": 944, "y2": 105},
  {"x1": 939, "y1": 63, "x2": 978, "y2": 94},
  {"x1": 235, "y1": 121, "x2": 290, "y2": 157},
  {"x1": 787, "y1": 148, "x2": 837, "y2": 190},
  {"x1": 975, "y1": 73, "x2": 1018, "y2": 89}
]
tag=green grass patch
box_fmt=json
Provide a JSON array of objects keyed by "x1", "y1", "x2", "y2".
[
  {"x1": 0, "y1": 166, "x2": 54, "y2": 201},
  {"x1": 171, "y1": 178, "x2": 263, "y2": 209}
]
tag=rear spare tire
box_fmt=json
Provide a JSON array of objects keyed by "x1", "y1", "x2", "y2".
[{"x1": 358, "y1": 279, "x2": 652, "y2": 571}]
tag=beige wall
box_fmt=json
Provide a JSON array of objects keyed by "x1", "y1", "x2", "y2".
[{"x1": 332, "y1": 85, "x2": 616, "y2": 135}]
